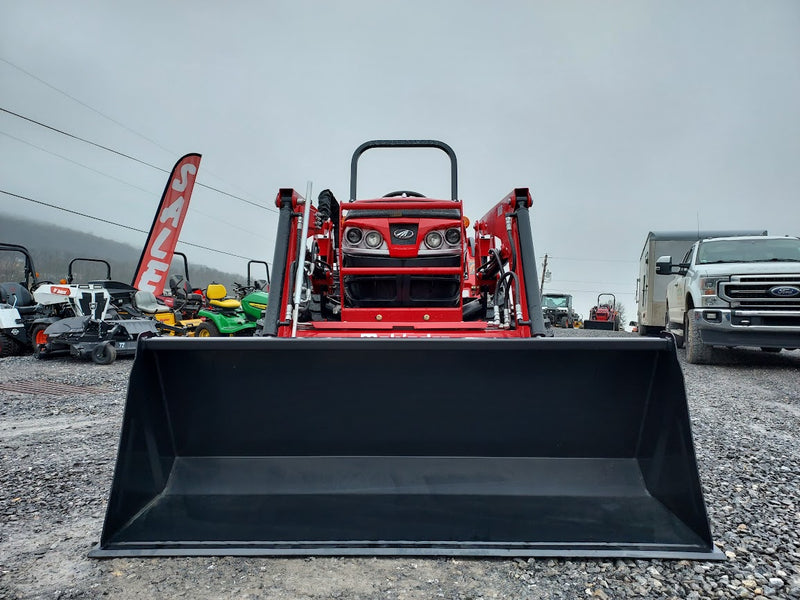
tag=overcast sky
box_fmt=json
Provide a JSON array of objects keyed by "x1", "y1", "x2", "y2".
[{"x1": 1, "y1": 1, "x2": 799, "y2": 317}]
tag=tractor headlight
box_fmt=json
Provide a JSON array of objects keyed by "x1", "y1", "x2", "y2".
[
  {"x1": 345, "y1": 227, "x2": 363, "y2": 245},
  {"x1": 364, "y1": 231, "x2": 383, "y2": 248},
  {"x1": 424, "y1": 231, "x2": 444, "y2": 249},
  {"x1": 445, "y1": 228, "x2": 461, "y2": 245}
]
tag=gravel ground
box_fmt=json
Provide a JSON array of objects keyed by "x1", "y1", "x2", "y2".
[{"x1": 1, "y1": 330, "x2": 799, "y2": 599}]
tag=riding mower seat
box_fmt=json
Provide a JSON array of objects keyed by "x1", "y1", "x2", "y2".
[
  {"x1": 134, "y1": 291, "x2": 171, "y2": 315},
  {"x1": 0, "y1": 282, "x2": 38, "y2": 315},
  {"x1": 206, "y1": 284, "x2": 241, "y2": 311},
  {"x1": 169, "y1": 276, "x2": 202, "y2": 302}
]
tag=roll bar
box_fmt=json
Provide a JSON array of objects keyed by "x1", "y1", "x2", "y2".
[{"x1": 349, "y1": 140, "x2": 458, "y2": 202}]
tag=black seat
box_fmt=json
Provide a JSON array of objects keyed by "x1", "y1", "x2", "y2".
[{"x1": 0, "y1": 282, "x2": 34, "y2": 307}]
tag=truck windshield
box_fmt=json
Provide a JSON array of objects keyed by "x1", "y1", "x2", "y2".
[{"x1": 697, "y1": 238, "x2": 800, "y2": 264}]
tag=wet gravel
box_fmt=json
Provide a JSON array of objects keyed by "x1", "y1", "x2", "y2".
[{"x1": 1, "y1": 330, "x2": 799, "y2": 599}]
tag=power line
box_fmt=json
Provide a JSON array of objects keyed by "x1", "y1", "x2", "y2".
[
  {"x1": 1, "y1": 130, "x2": 271, "y2": 241},
  {"x1": 1, "y1": 130, "x2": 155, "y2": 195},
  {"x1": 0, "y1": 188, "x2": 259, "y2": 261},
  {"x1": 0, "y1": 57, "x2": 174, "y2": 155},
  {"x1": 3, "y1": 130, "x2": 273, "y2": 243},
  {"x1": 2, "y1": 57, "x2": 265, "y2": 206},
  {"x1": 1, "y1": 107, "x2": 164, "y2": 170},
  {"x1": 0, "y1": 106, "x2": 277, "y2": 213}
]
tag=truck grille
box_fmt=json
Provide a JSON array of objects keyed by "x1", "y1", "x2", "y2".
[{"x1": 719, "y1": 274, "x2": 800, "y2": 309}]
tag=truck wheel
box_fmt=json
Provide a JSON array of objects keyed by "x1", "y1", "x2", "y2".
[
  {"x1": 31, "y1": 325, "x2": 50, "y2": 359},
  {"x1": 685, "y1": 312, "x2": 714, "y2": 364},
  {"x1": 91, "y1": 342, "x2": 117, "y2": 365},
  {"x1": 195, "y1": 322, "x2": 220, "y2": 337}
]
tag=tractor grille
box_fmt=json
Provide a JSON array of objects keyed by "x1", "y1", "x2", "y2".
[
  {"x1": 342, "y1": 255, "x2": 461, "y2": 308},
  {"x1": 719, "y1": 274, "x2": 800, "y2": 309}
]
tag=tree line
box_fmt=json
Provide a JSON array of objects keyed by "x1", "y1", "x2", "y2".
[{"x1": 0, "y1": 213, "x2": 248, "y2": 292}]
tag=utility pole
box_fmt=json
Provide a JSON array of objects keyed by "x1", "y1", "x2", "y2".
[{"x1": 540, "y1": 253, "x2": 549, "y2": 294}]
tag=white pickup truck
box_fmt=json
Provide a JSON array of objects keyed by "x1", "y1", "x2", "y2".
[{"x1": 656, "y1": 235, "x2": 800, "y2": 363}]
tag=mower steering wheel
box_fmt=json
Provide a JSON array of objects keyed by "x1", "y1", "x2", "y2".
[{"x1": 382, "y1": 190, "x2": 426, "y2": 198}]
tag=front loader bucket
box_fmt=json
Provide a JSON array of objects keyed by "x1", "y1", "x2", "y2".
[{"x1": 91, "y1": 337, "x2": 721, "y2": 559}]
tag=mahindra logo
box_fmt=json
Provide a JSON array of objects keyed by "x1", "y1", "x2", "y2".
[
  {"x1": 769, "y1": 285, "x2": 800, "y2": 298},
  {"x1": 393, "y1": 229, "x2": 415, "y2": 240}
]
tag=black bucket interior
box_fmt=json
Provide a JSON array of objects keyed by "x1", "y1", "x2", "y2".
[{"x1": 91, "y1": 337, "x2": 720, "y2": 559}]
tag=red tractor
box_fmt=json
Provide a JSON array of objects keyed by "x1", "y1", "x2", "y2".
[
  {"x1": 259, "y1": 140, "x2": 546, "y2": 339},
  {"x1": 585, "y1": 293, "x2": 621, "y2": 331},
  {"x1": 91, "y1": 140, "x2": 718, "y2": 561}
]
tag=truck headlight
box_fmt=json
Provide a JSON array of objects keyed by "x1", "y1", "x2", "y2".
[
  {"x1": 699, "y1": 276, "x2": 729, "y2": 306},
  {"x1": 699, "y1": 276, "x2": 729, "y2": 296}
]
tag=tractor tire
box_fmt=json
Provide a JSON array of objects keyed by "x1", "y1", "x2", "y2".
[
  {"x1": 559, "y1": 316, "x2": 568, "y2": 328},
  {"x1": 31, "y1": 324, "x2": 50, "y2": 360},
  {"x1": 91, "y1": 342, "x2": 117, "y2": 365},
  {"x1": 0, "y1": 332, "x2": 20, "y2": 357},
  {"x1": 195, "y1": 321, "x2": 220, "y2": 338},
  {"x1": 685, "y1": 311, "x2": 715, "y2": 365}
]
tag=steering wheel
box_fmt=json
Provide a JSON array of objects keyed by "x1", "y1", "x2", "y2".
[{"x1": 382, "y1": 190, "x2": 426, "y2": 198}]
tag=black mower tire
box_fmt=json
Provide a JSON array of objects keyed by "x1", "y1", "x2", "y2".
[
  {"x1": 91, "y1": 342, "x2": 117, "y2": 365},
  {"x1": 31, "y1": 324, "x2": 50, "y2": 359},
  {"x1": 0, "y1": 332, "x2": 20, "y2": 357},
  {"x1": 195, "y1": 321, "x2": 220, "y2": 337}
]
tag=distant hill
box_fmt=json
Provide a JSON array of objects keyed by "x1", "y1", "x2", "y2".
[{"x1": 0, "y1": 213, "x2": 246, "y2": 290}]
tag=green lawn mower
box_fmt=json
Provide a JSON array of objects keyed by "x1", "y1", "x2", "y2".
[{"x1": 195, "y1": 282, "x2": 269, "y2": 337}]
